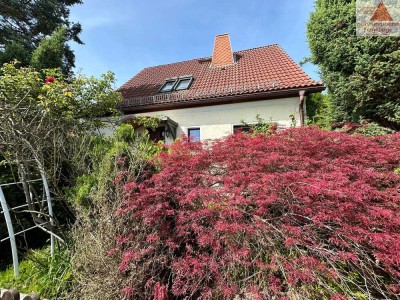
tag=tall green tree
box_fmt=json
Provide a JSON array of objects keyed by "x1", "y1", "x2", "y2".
[
  {"x1": 307, "y1": 0, "x2": 400, "y2": 129},
  {"x1": 30, "y1": 27, "x2": 71, "y2": 74},
  {"x1": 0, "y1": 0, "x2": 82, "y2": 72}
]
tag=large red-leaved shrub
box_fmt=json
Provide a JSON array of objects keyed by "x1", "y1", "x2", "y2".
[{"x1": 116, "y1": 127, "x2": 400, "y2": 299}]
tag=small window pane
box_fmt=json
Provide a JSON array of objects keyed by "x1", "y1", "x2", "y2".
[
  {"x1": 188, "y1": 128, "x2": 200, "y2": 142},
  {"x1": 176, "y1": 79, "x2": 191, "y2": 90},
  {"x1": 160, "y1": 81, "x2": 176, "y2": 92},
  {"x1": 233, "y1": 125, "x2": 253, "y2": 134},
  {"x1": 148, "y1": 127, "x2": 166, "y2": 142}
]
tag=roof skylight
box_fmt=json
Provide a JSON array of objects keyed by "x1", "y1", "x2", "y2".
[
  {"x1": 159, "y1": 79, "x2": 176, "y2": 93},
  {"x1": 159, "y1": 76, "x2": 193, "y2": 93}
]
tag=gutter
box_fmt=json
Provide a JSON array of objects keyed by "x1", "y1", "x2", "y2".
[{"x1": 299, "y1": 90, "x2": 306, "y2": 126}]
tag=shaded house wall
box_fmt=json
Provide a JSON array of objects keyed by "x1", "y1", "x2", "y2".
[{"x1": 121, "y1": 96, "x2": 302, "y2": 144}]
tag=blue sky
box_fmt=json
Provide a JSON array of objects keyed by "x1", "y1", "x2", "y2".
[{"x1": 69, "y1": 0, "x2": 319, "y2": 88}]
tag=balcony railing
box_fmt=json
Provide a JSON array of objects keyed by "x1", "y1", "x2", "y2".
[{"x1": 120, "y1": 81, "x2": 281, "y2": 108}]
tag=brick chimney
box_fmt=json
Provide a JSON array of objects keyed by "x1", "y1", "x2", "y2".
[{"x1": 211, "y1": 33, "x2": 234, "y2": 68}]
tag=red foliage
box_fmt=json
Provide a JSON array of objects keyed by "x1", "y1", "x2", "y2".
[
  {"x1": 153, "y1": 282, "x2": 168, "y2": 300},
  {"x1": 118, "y1": 127, "x2": 400, "y2": 299}
]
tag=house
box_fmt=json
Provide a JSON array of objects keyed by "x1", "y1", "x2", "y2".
[{"x1": 117, "y1": 34, "x2": 324, "y2": 143}]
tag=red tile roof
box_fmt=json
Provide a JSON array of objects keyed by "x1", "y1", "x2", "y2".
[
  {"x1": 118, "y1": 43, "x2": 324, "y2": 113},
  {"x1": 211, "y1": 33, "x2": 235, "y2": 67}
]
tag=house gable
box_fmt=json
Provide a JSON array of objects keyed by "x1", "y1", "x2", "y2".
[
  {"x1": 118, "y1": 35, "x2": 324, "y2": 114},
  {"x1": 115, "y1": 34, "x2": 325, "y2": 143}
]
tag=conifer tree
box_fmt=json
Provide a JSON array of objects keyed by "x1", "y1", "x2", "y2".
[
  {"x1": 0, "y1": 0, "x2": 83, "y2": 73},
  {"x1": 307, "y1": 0, "x2": 400, "y2": 128}
]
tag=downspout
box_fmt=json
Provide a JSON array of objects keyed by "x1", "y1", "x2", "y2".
[{"x1": 299, "y1": 90, "x2": 306, "y2": 126}]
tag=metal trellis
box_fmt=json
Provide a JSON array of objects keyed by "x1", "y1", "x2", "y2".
[{"x1": 0, "y1": 163, "x2": 55, "y2": 277}]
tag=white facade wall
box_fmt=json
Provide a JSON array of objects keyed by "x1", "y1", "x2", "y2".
[{"x1": 122, "y1": 97, "x2": 300, "y2": 144}]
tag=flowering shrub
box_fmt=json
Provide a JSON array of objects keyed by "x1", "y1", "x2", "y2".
[{"x1": 117, "y1": 127, "x2": 400, "y2": 299}]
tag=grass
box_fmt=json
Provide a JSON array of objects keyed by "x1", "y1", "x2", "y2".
[{"x1": 0, "y1": 246, "x2": 73, "y2": 298}]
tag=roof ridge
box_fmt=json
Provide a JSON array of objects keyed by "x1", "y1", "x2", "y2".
[
  {"x1": 142, "y1": 56, "x2": 211, "y2": 70},
  {"x1": 235, "y1": 43, "x2": 279, "y2": 54},
  {"x1": 140, "y1": 44, "x2": 280, "y2": 70}
]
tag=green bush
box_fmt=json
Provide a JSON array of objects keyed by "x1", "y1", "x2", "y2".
[
  {"x1": 307, "y1": 0, "x2": 400, "y2": 128},
  {"x1": 354, "y1": 122, "x2": 395, "y2": 137},
  {"x1": 67, "y1": 123, "x2": 162, "y2": 210},
  {"x1": 240, "y1": 114, "x2": 279, "y2": 135},
  {"x1": 69, "y1": 123, "x2": 162, "y2": 299},
  {"x1": 306, "y1": 92, "x2": 334, "y2": 129}
]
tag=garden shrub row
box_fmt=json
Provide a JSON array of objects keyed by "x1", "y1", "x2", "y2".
[{"x1": 114, "y1": 127, "x2": 400, "y2": 299}]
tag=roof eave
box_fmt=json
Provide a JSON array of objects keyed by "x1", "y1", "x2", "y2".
[{"x1": 119, "y1": 85, "x2": 325, "y2": 114}]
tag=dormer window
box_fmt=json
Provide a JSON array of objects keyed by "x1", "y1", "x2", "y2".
[{"x1": 159, "y1": 76, "x2": 193, "y2": 93}]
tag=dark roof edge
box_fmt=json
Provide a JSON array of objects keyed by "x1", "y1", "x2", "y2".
[{"x1": 120, "y1": 85, "x2": 325, "y2": 114}]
